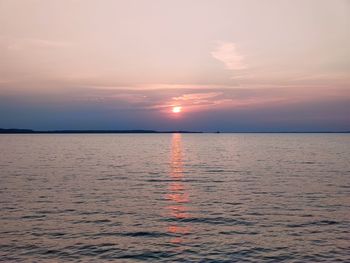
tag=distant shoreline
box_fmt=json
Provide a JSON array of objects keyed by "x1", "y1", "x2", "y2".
[
  {"x1": 0, "y1": 128, "x2": 202, "y2": 134},
  {"x1": 0, "y1": 128, "x2": 349, "y2": 134}
]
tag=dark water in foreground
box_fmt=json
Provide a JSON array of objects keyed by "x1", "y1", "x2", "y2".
[{"x1": 0, "y1": 134, "x2": 349, "y2": 262}]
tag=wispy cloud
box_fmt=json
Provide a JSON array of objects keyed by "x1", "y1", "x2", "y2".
[
  {"x1": 1, "y1": 36, "x2": 73, "y2": 51},
  {"x1": 211, "y1": 41, "x2": 246, "y2": 71}
]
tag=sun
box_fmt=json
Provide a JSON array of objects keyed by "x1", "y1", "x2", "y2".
[{"x1": 172, "y1": 106, "x2": 182, "y2": 113}]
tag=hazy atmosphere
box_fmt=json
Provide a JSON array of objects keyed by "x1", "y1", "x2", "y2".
[
  {"x1": 1, "y1": 0, "x2": 349, "y2": 131},
  {"x1": 1, "y1": 2, "x2": 350, "y2": 262}
]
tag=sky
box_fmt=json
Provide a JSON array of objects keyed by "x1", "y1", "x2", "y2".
[{"x1": 0, "y1": 0, "x2": 349, "y2": 132}]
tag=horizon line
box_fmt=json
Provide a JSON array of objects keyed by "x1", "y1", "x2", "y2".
[{"x1": 0, "y1": 128, "x2": 349, "y2": 134}]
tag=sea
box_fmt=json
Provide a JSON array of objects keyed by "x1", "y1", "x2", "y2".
[{"x1": 0, "y1": 134, "x2": 349, "y2": 262}]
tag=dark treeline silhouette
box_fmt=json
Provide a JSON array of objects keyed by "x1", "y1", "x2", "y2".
[{"x1": 0, "y1": 128, "x2": 202, "y2": 134}]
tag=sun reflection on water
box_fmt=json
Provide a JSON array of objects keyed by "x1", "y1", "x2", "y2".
[{"x1": 165, "y1": 133, "x2": 192, "y2": 245}]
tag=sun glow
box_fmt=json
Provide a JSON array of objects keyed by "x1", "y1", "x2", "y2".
[{"x1": 172, "y1": 106, "x2": 182, "y2": 113}]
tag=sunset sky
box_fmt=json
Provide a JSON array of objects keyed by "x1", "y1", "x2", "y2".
[{"x1": 0, "y1": 0, "x2": 349, "y2": 131}]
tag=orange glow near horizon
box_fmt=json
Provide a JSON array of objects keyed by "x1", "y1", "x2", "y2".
[{"x1": 172, "y1": 106, "x2": 182, "y2": 113}]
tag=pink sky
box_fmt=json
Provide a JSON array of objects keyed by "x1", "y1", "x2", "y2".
[{"x1": 0, "y1": 0, "x2": 349, "y2": 131}]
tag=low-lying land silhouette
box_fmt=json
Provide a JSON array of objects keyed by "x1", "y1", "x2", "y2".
[{"x1": 0, "y1": 128, "x2": 202, "y2": 134}]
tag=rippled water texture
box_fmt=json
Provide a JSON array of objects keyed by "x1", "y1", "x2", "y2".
[{"x1": 0, "y1": 134, "x2": 349, "y2": 262}]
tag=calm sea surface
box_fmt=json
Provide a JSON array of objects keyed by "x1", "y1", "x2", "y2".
[{"x1": 0, "y1": 134, "x2": 349, "y2": 262}]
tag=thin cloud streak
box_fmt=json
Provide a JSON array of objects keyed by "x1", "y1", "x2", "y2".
[{"x1": 1, "y1": 36, "x2": 73, "y2": 51}]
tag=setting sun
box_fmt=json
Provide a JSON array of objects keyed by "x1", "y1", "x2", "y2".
[{"x1": 172, "y1": 106, "x2": 182, "y2": 113}]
